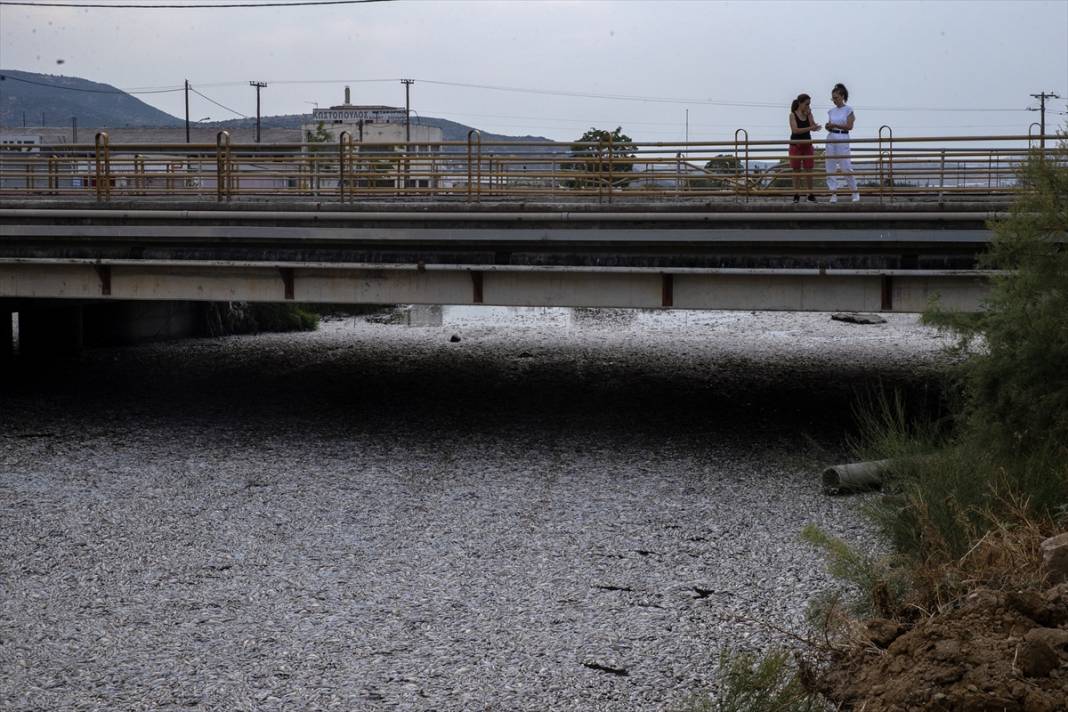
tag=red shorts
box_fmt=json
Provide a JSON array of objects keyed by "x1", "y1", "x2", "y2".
[{"x1": 789, "y1": 142, "x2": 815, "y2": 171}]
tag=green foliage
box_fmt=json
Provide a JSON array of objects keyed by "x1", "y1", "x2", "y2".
[
  {"x1": 802, "y1": 524, "x2": 909, "y2": 617},
  {"x1": 304, "y1": 121, "x2": 332, "y2": 145},
  {"x1": 847, "y1": 387, "x2": 951, "y2": 464},
  {"x1": 562, "y1": 127, "x2": 637, "y2": 189},
  {"x1": 954, "y1": 144, "x2": 1068, "y2": 456},
  {"x1": 840, "y1": 139, "x2": 1068, "y2": 606},
  {"x1": 205, "y1": 303, "x2": 319, "y2": 336},
  {"x1": 706, "y1": 649, "x2": 823, "y2": 712}
]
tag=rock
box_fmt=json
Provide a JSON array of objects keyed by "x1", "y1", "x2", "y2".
[
  {"x1": 1006, "y1": 591, "x2": 1053, "y2": 625},
  {"x1": 449, "y1": 334, "x2": 461, "y2": 343},
  {"x1": 831, "y1": 312, "x2": 887, "y2": 325},
  {"x1": 864, "y1": 618, "x2": 906, "y2": 648},
  {"x1": 932, "y1": 639, "x2": 961, "y2": 662},
  {"x1": 964, "y1": 588, "x2": 1004, "y2": 611},
  {"x1": 1016, "y1": 639, "x2": 1059, "y2": 678},
  {"x1": 1024, "y1": 690, "x2": 1062, "y2": 712},
  {"x1": 1039, "y1": 533, "x2": 1068, "y2": 584},
  {"x1": 1024, "y1": 627, "x2": 1068, "y2": 650}
]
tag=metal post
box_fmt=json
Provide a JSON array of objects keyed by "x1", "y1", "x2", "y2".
[
  {"x1": 339, "y1": 131, "x2": 350, "y2": 203},
  {"x1": 72, "y1": 116, "x2": 77, "y2": 144},
  {"x1": 250, "y1": 81, "x2": 267, "y2": 143},
  {"x1": 938, "y1": 149, "x2": 946, "y2": 204},
  {"x1": 878, "y1": 125, "x2": 893, "y2": 203},
  {"x1": 467, "y1": 129, "x2": 481, "y2": 203},
  {"x1": 734, "y1": 129, "x2": 749, "y2": 203},
  {"x1": 185, "y1": 79, "x2": 190, "y2": 143},
  {"x1": 94, "y1": 132, "x2": 110, "y2": 202},
  {"x1": 216, "y1": 131, "x2": 231, "y2": 202},
  {"x1": 402, "y1": 79, "x2": 413, "y2": 191},
  {"x1": 606, "y1": 133, "x2": 614, "y2": 205},
  {"x1": 1030, "y1": 92, "x2": 1060, "y2": 153}
]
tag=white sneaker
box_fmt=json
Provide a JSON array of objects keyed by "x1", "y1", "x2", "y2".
[
  {"x1": 851, "y1": 193, "x2": 861, "y2": 202},
  {"x1": 829, "y1": 194, "x2": 838, "y2": 204}
]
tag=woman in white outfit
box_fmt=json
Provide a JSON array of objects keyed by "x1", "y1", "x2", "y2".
[{"x1": 825, "y1": 83, "x2": 859, "y2": 203}]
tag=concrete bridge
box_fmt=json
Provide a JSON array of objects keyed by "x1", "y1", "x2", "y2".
[{"x1": 1, "y1": 198, "x2": 1001, "y2": 357}]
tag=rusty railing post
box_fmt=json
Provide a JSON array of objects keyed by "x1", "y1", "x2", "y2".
[
  {"x1": 734, "y1": 129, "x2": 749, "y2": 203},
  {"x1": 48, "y1": 155, "x2": 59, "y2": 195},
  {"x1": 878, "y1": 125, "x2": 893, "y2": 203},
  {"x1": 938, "y1": 149, "x2": 946, "y2": 204},
  {"x1": 94, "y1": 132, "x2": 110, "y2": 202},
  {"x1": 216, "y1": 130, "x2": 231, "y2": 202},
  {"x1": 467, "y1": 129, "x2": 481, "y2": 203},
  {"x1": 338, "y1": 131, "x2": 351, "y2": 203},
  {"x1": 606, "y1": 133, "x2": 614, "y2": 205}
]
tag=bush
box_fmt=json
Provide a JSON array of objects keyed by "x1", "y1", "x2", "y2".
[
  {"x1": 205, "y1": 302, "x2": 319, "y2": 336},
  {"x1": 849, "y1": 138, "x2": 1068, "y2": 608},
  {"x1": 705, "y1": 649, "x2": 823, "y2": 712}
]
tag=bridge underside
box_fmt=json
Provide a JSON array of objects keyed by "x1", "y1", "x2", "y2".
[
  {"x1": 0, "y1": 262, "x2": 987, "y2": 313},
  {"x1": 0, "y1": 202, "x2": 997, "y2": 313}
]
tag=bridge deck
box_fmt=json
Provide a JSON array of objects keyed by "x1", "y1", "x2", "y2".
[{"x1": 0, "y1": 201, "x2": 1007, "y2": 312}]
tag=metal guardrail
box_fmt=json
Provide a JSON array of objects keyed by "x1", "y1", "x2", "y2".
[{"x1": 0, "y1": 131, "x2": 1059, "y2": 204}]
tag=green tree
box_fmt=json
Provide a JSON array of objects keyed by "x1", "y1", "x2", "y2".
[
  {"x1": 304, "y1": 120, "x2": 332, "y2": 145},
  {"x1": 863, "y1": 135, "x2": 1068, "y2": 584},
  {"x1": 562, "y1": 127, "x2": 636, "y2": 189},
  {"x1": 937, "y1": 137, "x2": 1068, "y2": 456},
  {"x1": 303, "y1": 121, "x2": 335, "y2": 192},
  {"x1": 689, "y1": 154, "x2": 740, "y2": 189}
]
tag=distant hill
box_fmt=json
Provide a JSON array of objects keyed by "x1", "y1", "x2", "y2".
[
  {"x1": 0, "y1": 69, "x2": 558, "y2": 150},
  {"x1": 212, "y1": 114, "x2": 558, "y2": 151},
  {"x1": 0, "y1": 69, "x2": 183, "y2": 128}
]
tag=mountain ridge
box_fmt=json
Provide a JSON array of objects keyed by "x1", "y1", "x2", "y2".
[{"x1": 0, "y1": 69, "x2": 556, "y2": 146}]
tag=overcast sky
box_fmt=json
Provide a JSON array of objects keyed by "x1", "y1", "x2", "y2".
[{"x1": 2, "y1": 0, "x2": 1066, "y2": 142}]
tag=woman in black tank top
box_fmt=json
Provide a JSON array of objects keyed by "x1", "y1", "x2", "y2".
[{"x1": 788, "y1": 93, "x2": 823, "y2": 203}]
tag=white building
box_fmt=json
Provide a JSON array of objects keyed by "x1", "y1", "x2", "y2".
[
  {"x1": 301, "y1": 87, "x2": 445, "y2": 190},
  {"x1": 302, "y1": 86, "x2": 443, "y2": 146}
]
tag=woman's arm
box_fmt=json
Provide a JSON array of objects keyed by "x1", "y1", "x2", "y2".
[
  {"x1": 789, "y1": 112, "x2": 800, "y2": 134},
  {"x1": 844, "y1": 111, "x2": 856, "y2": 131}
]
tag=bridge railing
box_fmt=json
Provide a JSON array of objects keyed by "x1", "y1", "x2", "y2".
[{"x1": 0, "y1": 131, "x2": 1059, "y2": 203}]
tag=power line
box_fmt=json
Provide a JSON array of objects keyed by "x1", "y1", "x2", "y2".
[
  {"x1": 0, "y1": 0, "x2": 391, "y2": 7},
  {"x1": 421, "y1": 107, "x2": 1034, "y2": 131},
  {"x1": 188, "y1": 85, "x2": 246, "y2": 118},
  {"x1": 2, "y1": 71, "x2": 1042, "y2": 116},
  {"x1": 416, "y1": 78, "x2": 1030, "y2": 113}
]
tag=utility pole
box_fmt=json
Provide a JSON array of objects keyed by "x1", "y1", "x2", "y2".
[
  {"x1": 185, "y1": 79, "x2": 190, "y2": 143},
  {"x1": 1029, "y1": 91, "x2": 1060, "y2": 151},
  {"x1": 401, "y1": 78, "x2": 414, "y2": 145},
  {"x1": 250, "y1": 81, "x2": 267, "y2": 143},
  {"x1": 72, "y1": 116, "x2": 77, "y2": 143},
  {"x1": 401, "y1": 79, "x2": 414, "y2": 189}
]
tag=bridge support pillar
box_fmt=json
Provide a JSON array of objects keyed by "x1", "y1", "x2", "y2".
[
  {"x1": 83, "y1": 301, "x2": 203, "y2": 346},
  {"x1": 18, "y1": 304, "x2": 84, "y2": 359},
  {"x1": 1, "y1": 308, "x2": 13, "y2": 361}
]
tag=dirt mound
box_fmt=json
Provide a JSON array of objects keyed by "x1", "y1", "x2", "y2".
[{"x1": 822, "y1": 585, "x2": 1068, "y2": 711}]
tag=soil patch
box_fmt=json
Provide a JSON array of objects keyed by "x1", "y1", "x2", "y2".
[{"x1": 822, "y1": 585, "x2": 1068, "y2": 711}]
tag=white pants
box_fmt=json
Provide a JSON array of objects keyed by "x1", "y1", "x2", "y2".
[{"x1": 825, "y1": 136, "x2": 857, "y2": 194}]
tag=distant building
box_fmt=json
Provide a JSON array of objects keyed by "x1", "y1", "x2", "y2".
[
  {"x1": 301, "y1": 87, "x2": 445, "y2": 190},
  {"x1": 1, "y1": 133, "x2": 43, "y2": 151},
  {"x1": 302, "y1": 86, "x2": 443, "y2": 146},
  {"x1": 0, "y1": 133, "x2": 44, "y2": 189}
]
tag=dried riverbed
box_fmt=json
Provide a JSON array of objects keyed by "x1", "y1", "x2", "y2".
[{"x1": 1, "y1": 308, "x2": 952, "y2": 711}]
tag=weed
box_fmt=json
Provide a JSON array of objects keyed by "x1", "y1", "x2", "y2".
[{"x1": 710, "y1": 649, "x2": 825, "y2": 712}]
